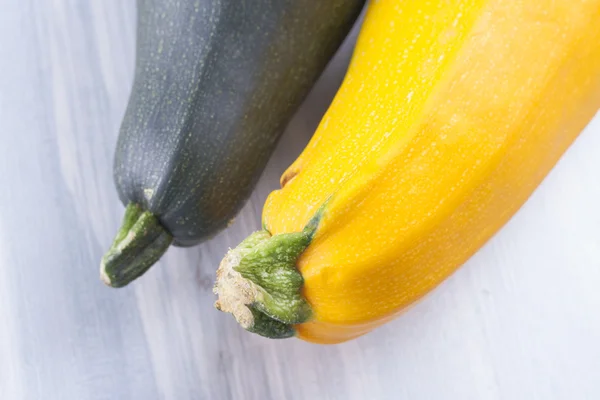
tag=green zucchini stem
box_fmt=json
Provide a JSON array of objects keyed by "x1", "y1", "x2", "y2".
[{"x1": 100, "y1": 203, "x2": 172, "y2": 288}]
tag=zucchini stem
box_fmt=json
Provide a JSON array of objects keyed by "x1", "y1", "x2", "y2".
[
  {"x1": 213, "y1": 230, "x2": 312, "y2": 338},
  {"x1": 100, "y1": 203, "x2": 172, "y2": 288},
  {"x1": 214, "y1": 203, "x2": 327, "y2": 338}
]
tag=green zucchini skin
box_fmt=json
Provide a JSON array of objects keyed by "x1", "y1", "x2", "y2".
[{"x1": 103, "y1": 0, "x2": 364, "y2": 287}]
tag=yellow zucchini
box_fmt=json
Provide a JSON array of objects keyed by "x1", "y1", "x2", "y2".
[{"x1": 214, "y1": 0, "x2": 600, "y2": 344}]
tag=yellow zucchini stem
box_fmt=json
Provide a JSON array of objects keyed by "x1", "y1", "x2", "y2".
[
  {"x1": 214, "y1": 204, "x2": 326, "y2": 338},
  {"x1": 214, "y1": 230, "x2": 311, "y2": 338}
]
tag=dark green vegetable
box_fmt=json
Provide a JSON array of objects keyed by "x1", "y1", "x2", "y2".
[{"x1": 101, "y1": 0, "x2": 365, "y2": 287}]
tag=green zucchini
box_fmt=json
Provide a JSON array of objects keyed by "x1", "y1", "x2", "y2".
[{"x1": 101, "y1": 0, "x2": 364, "y2": 287}]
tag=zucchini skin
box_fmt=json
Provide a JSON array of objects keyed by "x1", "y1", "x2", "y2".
[
  {"x1": 105, "y1": 0, "x2": 364, "y2": 286},
  {"x1": 116, "y1": 0, "x2": 363, "y2": 246}
]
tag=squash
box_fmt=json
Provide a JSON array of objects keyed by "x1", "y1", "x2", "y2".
[
  {"x1": 100, "y1": 0, "x2": 365, "y2": 287},
  {"x1": 214, "y1": 0, "x2": 600, "y2": 343}
]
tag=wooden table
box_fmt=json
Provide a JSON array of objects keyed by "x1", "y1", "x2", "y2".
[{"x1": 1, "y1": 1, "x2": 599, "y2": 399}]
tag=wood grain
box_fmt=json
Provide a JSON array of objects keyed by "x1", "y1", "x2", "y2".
[{"x1": 0, "y1": 1, "x2": 599, "y2": 399}]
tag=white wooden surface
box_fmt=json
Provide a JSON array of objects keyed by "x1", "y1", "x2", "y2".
[{"x1": 1, "y1": 1, "x2": 599, "y2": 399}]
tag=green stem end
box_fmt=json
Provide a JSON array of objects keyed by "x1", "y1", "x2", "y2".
[
  {"x1": 214, "y1": 205, "x2": 326, "y2": 339},
  {"x1": 100, "y1": 203, "x2": 173, "y2": 288}
]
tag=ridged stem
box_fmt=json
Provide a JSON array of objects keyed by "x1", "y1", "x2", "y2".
[
  {"x1": 100, "y1": 203, "x2": 172, "y2": 288},
  {"x1": 214, "y1": 203, "x2": 326, "y2": 338}
]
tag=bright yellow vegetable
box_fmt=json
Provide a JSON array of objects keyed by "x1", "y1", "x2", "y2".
[{"x1": 214, "y1": 0, "x2": 600, "y2": 344}]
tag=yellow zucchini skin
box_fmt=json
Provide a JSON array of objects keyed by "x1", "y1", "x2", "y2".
[{"x1": 217, "y1": 0, "x2": 600, "y2": 343}]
